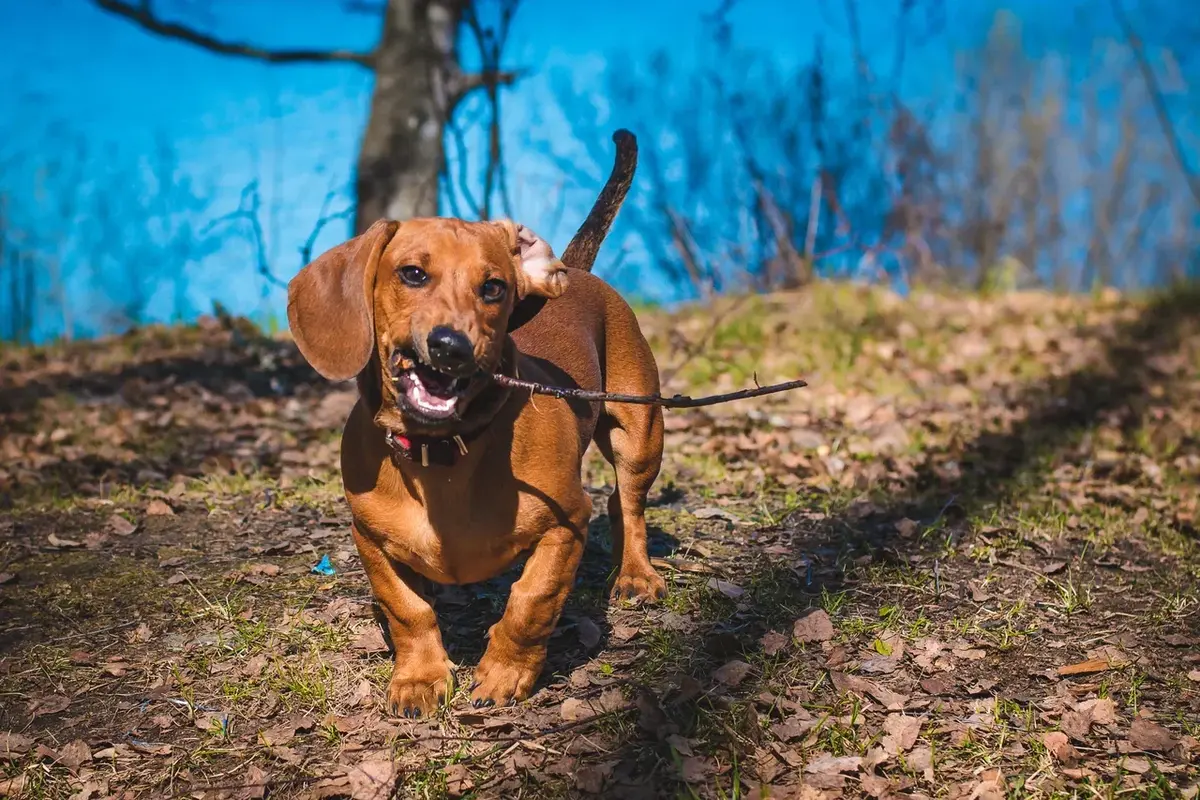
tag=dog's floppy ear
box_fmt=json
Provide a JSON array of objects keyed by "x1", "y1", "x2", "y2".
[
  {"x1": 495, "y1": 220, "x2": 568, "y2": 332},
  {"x1": 287, "y1": 219, "x2": 399, "y2": 381}
]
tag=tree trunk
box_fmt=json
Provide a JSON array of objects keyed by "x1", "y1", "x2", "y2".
[{"x1": 355, "y1": 0, "x2": 465, "y2": 234}]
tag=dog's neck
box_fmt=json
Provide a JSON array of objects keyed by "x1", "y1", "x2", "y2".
[{"x1": 360, "y1": 338, "x2": 520, "y2": 470}]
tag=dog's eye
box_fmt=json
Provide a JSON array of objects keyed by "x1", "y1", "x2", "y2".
[
  {"x1": 481, "y1": 279, "x2": 507, "y2": 303},
  {"x1": 398, "y1": 266, "x2": 428, "y2": 287}
]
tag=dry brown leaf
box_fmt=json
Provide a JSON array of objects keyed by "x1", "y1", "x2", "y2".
[
  {"x1": 908, "y1": 745, "x2": 935, "y2": 781},
  {"x1": 145, "y1": 499, "x2": 175, "y2": 516},
  {"x1": 1057, "y1": 657, "x2": 1125, "y2": 676},
  {"x1": 881, "y1": 714, "x2": 921, "y2": 755},
  {"x1": 1043, "y1": 731, "x2": 1080, "y2": 765},
  {"x1": 27, "y1": 695, "x2": 70, "y2": 717},
  {"x1": 612, "y1": 624, "x2": 639, "y2": 642},
  {"x1": 576, "y1": 617, "x2": 601, "y2": 650},
  {"x1": 1061, "y1": 709, "x2": 1093, "y2": 741},
  {"x1": 0, "y1": 732, "x2": 33, "y2": 758},
  {"x1": 650, "y1": 557, "x2": 714, "y2": 575},
  {"x1": 680, "y1": 756, "x2": 714, "y2": 783},
  {"x1": 971, "y1": 768, "x2": 1006, "y2": 800},
  {"x1": 1078, "y1": 697, "x2": 1117, "y2": 726},
  {"x1": 793, "y1": 609, "x2": 834, "y2": 643},
  {"x1": 56, "y1": 739, "x2": 91, "y2": 770},
  {"x1": 804, "y1": 753, "x2": 862, "y2": 774},
  {"x1": 560, "y1": 698, "x2": 592, "y2": 722},
  {"x1": 760, "y1": 630, "x2": 789, "y2": 656},
  {"x1": 707, "y1": 578, "x2": 745, "y2": 599},
  {"x1": 830, "y1": 671, "x2": 907, "y2": 710},
  {"x1": 713, "y1": 659, "x2": 753, "y2": 687},
  {"x1": 107, "y1": 514, "x2": 137, "y2": 536},
  {"x1": 351, "y1": 627, "x2": 388, "y2": 653},
  {"x1": 47, "y1": 533, "x2": 82, "y2": 548},
  {"x1": 346, "y1": 758, "x2": 395, "y2": 800},
  {"x1": 666, "y1": 734, "x2": 696, "y2": 756},
  {"x1": 246, "y1": 563, "x2": 281, "y2": 577},
  {"x1": 1129, "y1": 719, "x2": 1179, "y2": 753}
]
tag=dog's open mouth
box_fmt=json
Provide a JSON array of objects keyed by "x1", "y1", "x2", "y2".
[{"x1": 392, "y1": 353, "x2": 472, "y2": 420}]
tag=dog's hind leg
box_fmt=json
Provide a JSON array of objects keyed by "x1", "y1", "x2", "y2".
[{"x1": 594, "y1": 402, "x2": 667, "y2": 603}]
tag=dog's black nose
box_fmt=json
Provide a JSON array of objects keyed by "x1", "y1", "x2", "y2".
[{"x1": 426, "y1": 326, "x2": 476, "y2": 376}]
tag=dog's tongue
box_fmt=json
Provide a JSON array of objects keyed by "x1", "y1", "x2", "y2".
[{"x1": 407, "y1": 367, "x2": 458, "y2": 415}]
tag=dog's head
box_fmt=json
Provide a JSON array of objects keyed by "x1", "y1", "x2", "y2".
[{"x1": 287, "y1": 217, "x2": 567, "y2": 432}]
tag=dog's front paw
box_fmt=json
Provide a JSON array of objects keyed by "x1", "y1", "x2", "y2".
[
  {"x1": 611, "y1": 567, "x2": 667, "y2": 604},
  {"x1": 469, "y1": 643, "x2": 545, "y2": 708},
  {"x1": 386, "y1": 659, "x2": 453, "y2": 719}
]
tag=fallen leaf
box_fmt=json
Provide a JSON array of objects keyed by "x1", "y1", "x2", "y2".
[
  {"x1": 666, "y1": 734, "x2": 696, "y2": 756},
  {"x1": 560, "y1": 698, "x2": 593, "y2": 722},
  {"x1": 707, "y1": 578, "x2": 745, "y2": 599},
  {"x1": 346, "y1": 758, "x2": 395, "y2": 800},
  {"x1": 1078, "y1": 697, "x2": 1117, "y2": 726},
  {"x1": 236, "y1": 764, "x2": 268, "y2": 800},
  {"x1": 908, "y1": 745, "x2": 935, "y2": 781},
  {"x1": 246, "y1": 563, "x2": 281, "y2": 577},
  {"x1": 611, "y1": 624, "x2": 639, "y2": 642},
  {"x1": 107, "y1": 514, "x2": 137, "y2": 536},
  {"x1": 693, "y1": 506, "x2": 739, "y2": 522},
  {"x1": 1041, "y1": 560, "x2": 1067, "y2": 575},
  {"x1": 1188, "y1": 670, "x2": 1200, "y2": 682},
  {"x1": 1043, "y1": 731, "x2": 1080, "y2": 765},
  {"x1": 971, "y1": 768, "x2": 1006, "y2": 800},
  {"x1": 47, "y1": 533, "x2": 82, "y2": 548},
  {"x1": 351, "y1": 627, "x2": 388, "y2": 653},
  {"x1": 636, "y1": 692, "x2": 668, "y2": 734},
  {"x1": 713, "y1": 659, "x2": 752, "y2": 687},
  {"x1": 27, "y1": 695, "x2": 70, "y2": 717},
  {"x1": 575, "y1": 762, "x2": 616, "y2": 794},
  {"x1": 1057, "y1": 657, "x2": 1127, "y2": 676},
  {"x1": 145, "y1": 499, "x2": 175, "y2": 516},
  {"x1": 793, "y1": 609, "x2": 834, "y2": 643},
  {"x1": 894, "y1": 518, "x2": 918, "y2": 537},
  {"x1": 804, "y1": 753, "x2": 862, "y2": 774},
  {"x1": 57, "y1": 738, "x2": 91, "y2": 767},
  {"x1": 1061, "y1": 709, "x2": 1092, "y2": 741},
  {"x1": 830, "y1": 671, "x2": 907, "y2": 710},
  {"x1": 127, "y1": 623, "x2": 152, "y2": 643},
  {"x1": 576, "y1": 617, "x2": 601, "y2": 650},
  {"x1": 1122, "y1": 756, "x2": 1152, "y2": 774},
  {"x1": 0, "y1": 732, "x2": 33, "y2": 758},
  {"x1": 680, "y1": 756, "x2": 713, "y2": 783},
  {"x1": 881, "y1": 714, "x2": 921, "y2": 755},
  {"x1": 0, "y1": 573, "x2": 13, "y2": 586},
  {"x1": 1129, "y1": 719, "x2": 1179, "y2": 753},
  {"x1": 760, "y1": 630, "x2": 789, "y2": 656}
]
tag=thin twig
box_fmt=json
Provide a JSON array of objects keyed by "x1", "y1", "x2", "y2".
[
  {"x1": 1110, "y1": 0, "x2": 1200, "y2": 207},
  {"x1": 490, "y1": 373, "x2": 807, "y2": 408},
  {"x1": 93, "y1": 0, "x2": 374, "y2": 67}
]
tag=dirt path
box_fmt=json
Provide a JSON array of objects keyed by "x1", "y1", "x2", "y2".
[{"x1": 2, "y1": 285, "x2": 1197, "y2": 799}]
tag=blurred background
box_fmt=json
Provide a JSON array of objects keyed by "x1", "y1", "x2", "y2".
[{"x1": 2, "y1": 0, "x2": 1197, "y2": 345}]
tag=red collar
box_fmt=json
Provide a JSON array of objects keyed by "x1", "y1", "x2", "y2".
[{"x1": 384, "y1": 428, "x2": 483, "y2": 467}]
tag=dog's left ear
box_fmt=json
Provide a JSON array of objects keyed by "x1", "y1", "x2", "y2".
[{"x1": 495, "y1": 220, "x2": 568, "y2": 332}]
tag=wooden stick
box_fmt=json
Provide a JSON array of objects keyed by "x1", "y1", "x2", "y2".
[{"x1": 491, "y1": 373, "x2": 807, "y2": 408}]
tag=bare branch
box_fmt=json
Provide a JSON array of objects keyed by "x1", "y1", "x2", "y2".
[
  {"x1": 201, "y1": 183, "x2": 287, "y2": 290},
  {"x1": 93, "y1": 0, "x2": 375, "y2": 68},
  {"x1": 490, "y1": 373, "x2": 808, "y2": 409},
  {"x1": 1110, "y1": 0, "x2": 1200, "y2": 207}
]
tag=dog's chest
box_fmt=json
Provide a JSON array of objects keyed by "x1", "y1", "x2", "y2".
[{"x1": 354, "y1": 487, "x2": 543, "y2": 584}]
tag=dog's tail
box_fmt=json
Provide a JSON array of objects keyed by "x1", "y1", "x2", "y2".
[{"x1": 560, "y1": 129, "x2": 638, "y2": 273}]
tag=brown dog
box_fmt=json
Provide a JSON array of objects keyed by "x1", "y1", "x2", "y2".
[{"x1": 287, "y1": 132, "x2": 666, "y2": 716}]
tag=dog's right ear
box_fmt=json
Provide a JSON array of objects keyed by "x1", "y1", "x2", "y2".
[{"x1": 287, "y1": 219, "x2": 399, "y2": 381}]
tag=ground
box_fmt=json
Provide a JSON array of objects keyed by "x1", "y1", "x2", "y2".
[{"x1": 1, "y1": 284, "x2": 1198, "y2": 800}]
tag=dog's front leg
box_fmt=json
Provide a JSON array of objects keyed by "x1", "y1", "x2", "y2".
[
  {"x1": 352, "y1": 523, "x2": 453, "y2": 718},
  {"x1": 470, "y1": 524, "x2": 585, "y2": 707}
]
